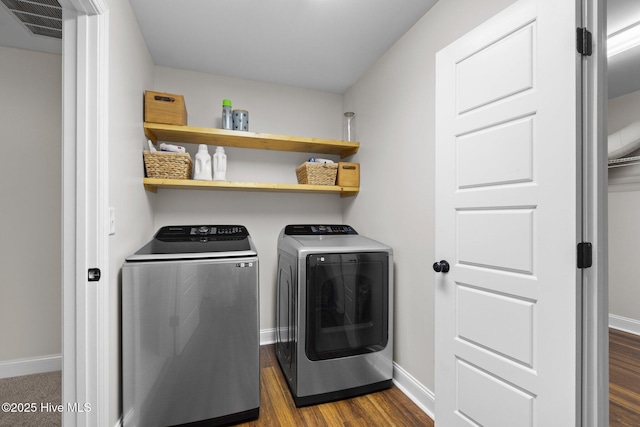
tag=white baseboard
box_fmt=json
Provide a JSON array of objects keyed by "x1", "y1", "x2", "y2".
[
  {"x1": 392, "y1": 362, "x2": 435, "y2": 420},
  {"x1": 0, "y1": 354, "x2": 62, "y2": 379},
  {"x1": 260, "y1": 328, "x2": 276, "y2": 345},
  {"x1": 609, "y1": 314, "x2": 640, "y2": 336}
]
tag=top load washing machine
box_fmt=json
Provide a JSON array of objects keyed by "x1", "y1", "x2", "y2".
[
  {"x1": 122, "y1": 225, "x2": 259, "y2": 427},
  {"x1": 276, "y1": 224, "x2": 393, "y2": 407}
]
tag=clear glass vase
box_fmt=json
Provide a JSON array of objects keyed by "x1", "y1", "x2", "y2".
[{"x1": 343, "y1": 112, "x2": 356, "y2": 142}]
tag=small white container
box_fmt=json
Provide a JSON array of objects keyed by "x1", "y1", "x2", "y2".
[
  {"x1": 213, "y1": 146, "x2": 227, "y2": 181},
  {"x1": 193, "y1": 144, "x2": 212, "y2": 180}
]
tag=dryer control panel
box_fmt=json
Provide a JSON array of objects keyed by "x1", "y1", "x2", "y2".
[{"x1": 284, "y1": 224, "x2": 358, "y2": 236}]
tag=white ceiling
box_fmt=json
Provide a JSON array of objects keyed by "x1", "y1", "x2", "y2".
[
  {"x1": 128, "y1": 0, "x2": 438, "y2": 93},
  {"x1": 0, "y1": 0, "x2": 639, "y2": 97}
]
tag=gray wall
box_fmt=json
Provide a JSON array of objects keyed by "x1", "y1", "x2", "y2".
[{"x1": 0, "y1": 46, "x2": 62, "y2": 367}]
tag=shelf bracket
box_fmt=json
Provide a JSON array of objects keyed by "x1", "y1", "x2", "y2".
[{"x1": 143, "y1": 183, "x2": 157, "y2": 193}]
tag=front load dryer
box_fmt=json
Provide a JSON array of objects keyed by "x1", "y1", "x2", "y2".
[{"x1": 276, "y1": 224, "x2": 393, "y2": 407}]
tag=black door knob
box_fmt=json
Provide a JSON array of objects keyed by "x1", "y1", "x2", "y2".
[{"x1": 433, "y1": 260, "x2": 450, "y2": 273}]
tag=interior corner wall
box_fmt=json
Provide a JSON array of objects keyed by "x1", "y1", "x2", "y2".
[
  {"x1": 152, "y1": 67, "x2": 344, "y2": 333},
  {"x1": 342, "y1": 0, "x2": 518, "y2": 394},
  {"x1": 0, "y1": 46, "x2": 62, "y2": 365},
  {"x1": 608, "y1": 89, "x2": 640, "y2": 327},
  {"x1": 107, "y1": 0, "x2": 156, "y2": 424}
]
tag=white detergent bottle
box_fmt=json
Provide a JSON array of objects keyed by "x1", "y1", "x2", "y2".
[
  {"x1": 213, "y1": 146, "x2": 227, "y2": 181},
  {"x1": 194, "y1": 144, "x2": 212, "y2": 180}
]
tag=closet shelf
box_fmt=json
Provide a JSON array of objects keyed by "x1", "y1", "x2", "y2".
[
  {"x1": 143, "y1": 178, "x2": 359, "y2": 197},
  {"x1": 608, "y1": 155, "x2": 640, "y2": 169},
  {"x1": 144, "y1": 122, "x2": 360, "y2": 158}
]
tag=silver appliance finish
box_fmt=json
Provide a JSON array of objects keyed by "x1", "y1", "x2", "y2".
[
  {"x1": 276, "y1": 225, "x2": 394, "y2": 406},
  {"x1": 122, "y1": 225, "x2": 259, "y2": 427}
]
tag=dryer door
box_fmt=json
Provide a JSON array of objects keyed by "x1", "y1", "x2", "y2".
[{"x1": 306, "y1": 252, "x2": 389, "y2": 361}]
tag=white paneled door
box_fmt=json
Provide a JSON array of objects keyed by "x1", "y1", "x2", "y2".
[{"x1": 435, "y1": 0, "x2": 588, "y2": 425}]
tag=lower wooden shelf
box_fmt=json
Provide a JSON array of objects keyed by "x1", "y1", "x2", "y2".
[{"x1": 143, "y1": 178, "x2": 359, "y2": 197}]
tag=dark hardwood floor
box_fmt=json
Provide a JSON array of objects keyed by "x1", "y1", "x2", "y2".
[
  {"x1": 242, "y1": 330, "x2": 640, "y2": 426},
  {"x1": 237, "y1": 345, "x2": 434, "y2": 427},
  {"x1": 610, "y1": 328, "x2": 640, "y2": 426}
]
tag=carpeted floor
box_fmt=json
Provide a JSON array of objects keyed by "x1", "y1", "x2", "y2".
[{"x1": 0, "y1": 371, "x2": 61, "y2": 427}]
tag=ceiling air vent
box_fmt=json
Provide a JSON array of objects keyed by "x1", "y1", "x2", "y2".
[{"x1": 1, "y1": 0, "x2": 61, "y2": 39}]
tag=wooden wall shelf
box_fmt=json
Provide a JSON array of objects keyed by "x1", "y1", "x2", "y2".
[
  {"x1": 142, "y1": 122, "x2": 360, "y2": 197},
  {"x1": 143, "y1": 178, "x2": 359, "y2": 197},
  {"x1": 144, "y1": 122, "x2": 360, "y2": 158}
]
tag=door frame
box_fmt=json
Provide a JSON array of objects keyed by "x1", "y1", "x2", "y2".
[
  {"x1": 61, "y1": 0, "x2": 109, "y2": 425},
  {"x1": 580, "y1": 0, "x2": 608, "y2": 425}
]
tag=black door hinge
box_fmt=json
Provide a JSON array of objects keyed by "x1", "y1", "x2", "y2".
[
  {"x1": 577, "y1": 27, "x2": 593, "y2": 56},
  {"x1": 577, "y1": 242, "x2": 592, "y2": 269}
]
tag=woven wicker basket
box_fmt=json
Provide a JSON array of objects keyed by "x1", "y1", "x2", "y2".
[
  {"x1": 296, "y1": 162, "x2": 338, "y2": 185},
  {"x1": 143, "y1": 150, "x2": 192, "y2": 179}
]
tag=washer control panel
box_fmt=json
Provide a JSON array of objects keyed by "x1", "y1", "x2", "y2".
[
  {"x1": 284, "y1": 224, "x2": 358, "y2": 236},
  {"x1": 155, "y1": 225, "x2": 249, "y2": 241},
  {"x1": 189, "y1": 225, "x2": 247, "y2": 237}
]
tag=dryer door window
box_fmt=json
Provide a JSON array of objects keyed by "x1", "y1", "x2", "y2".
[{"x1": 306, "y1": 252, "x2": 388, "y2": 361}]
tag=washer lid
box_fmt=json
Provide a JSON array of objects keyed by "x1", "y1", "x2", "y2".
[{"x1": 126, "y1": 225, "x2": 257, "y2": 261}]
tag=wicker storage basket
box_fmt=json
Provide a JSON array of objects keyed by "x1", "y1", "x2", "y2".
[
  {"x1": 296, "y1": 162, "x2": 338, "y2": 185},
  {"x1": 143, "y1": 150, "x2": 192, "y2": 179}
]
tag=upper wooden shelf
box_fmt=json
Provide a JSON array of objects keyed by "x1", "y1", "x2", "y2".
[{"x1": 144, "y1": 122, "x2": 359, "y2": 159}]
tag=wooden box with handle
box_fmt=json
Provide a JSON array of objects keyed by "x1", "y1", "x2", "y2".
[
  {"x1": 336, "y1": 162, "x2": 360, "y2": 187},
  {"x1": 144, "y1": 90, "x2": 188, "y2": 125}
]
